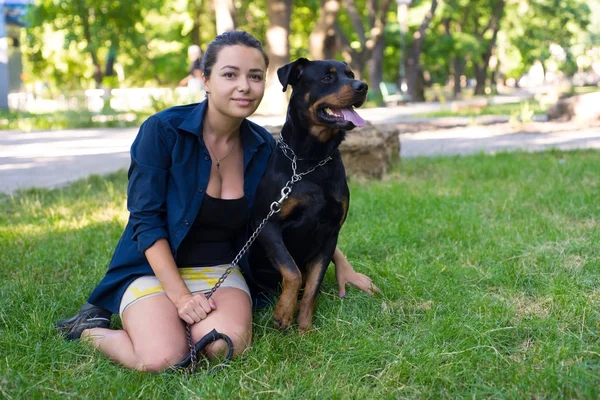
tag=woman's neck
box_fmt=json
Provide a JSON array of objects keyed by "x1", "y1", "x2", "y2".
[{"x1": 203, "y1": 105, "x2": 243, "y2": 143}]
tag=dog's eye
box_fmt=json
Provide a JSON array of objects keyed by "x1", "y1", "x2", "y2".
[
  {"x1": 347, "y1": 72, "x2": 355, "y2": 79},
  {"x1": 322, "y1": 75, "x2": 333, "y2": 83}
]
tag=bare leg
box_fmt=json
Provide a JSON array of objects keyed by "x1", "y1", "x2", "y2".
[
  {"x1": 82, "y1": 287, "x2": 252, "y2": 371},
  {"x1": 82, "y1": 295, "x2": 187, "y2": 372}
]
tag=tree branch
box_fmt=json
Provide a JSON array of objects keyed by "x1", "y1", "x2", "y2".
[
  {"x1": 344, "y1": 0, "x2": 367, "y2": 45},
  {"x1": 367, "y1": 0, "x2": 376, "y2": 28},
  {"x1": 366, "y1": 0, "x2": 392, "y2": 52},
  {"x1": 335, "y1": 22, "x2": 359, "y2": 61}
]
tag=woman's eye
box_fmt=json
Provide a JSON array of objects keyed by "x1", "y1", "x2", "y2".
[
  {"x1": 224, "y1": 72, "x2": 235, "y2": 78},
  {"x1": 251, "y1": 75, "x2": 263, "y2": 81}
]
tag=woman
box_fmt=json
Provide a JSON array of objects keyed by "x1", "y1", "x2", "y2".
[
  {"x1": 58, "y1": 31, "x2": 379, "y2": 372},
  {"x1": 179, "y1": 44, "x2": 204, "y2": 96}
]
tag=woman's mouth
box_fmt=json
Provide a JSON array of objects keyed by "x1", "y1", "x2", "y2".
[{"x1": 232, "y1": 98, "x2": 253, "y2": 106}]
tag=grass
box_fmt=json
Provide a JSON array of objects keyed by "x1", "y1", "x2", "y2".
[
  {"x1": 1, "y1": 150, "x2": 600, "y2": 398},
  {"x1": 571, "y1": 86, "x2": 600, "y2": 95},
  {"x1": 0, "y1": 109, "x2": 149, "y2": 132},
  {"x1": 414, "y1": 101, "x2": 548, "y2": 119}
]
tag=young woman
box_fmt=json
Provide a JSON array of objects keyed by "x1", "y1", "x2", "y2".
[{"x1": 57, "y1": 31, "x2": 379, "y2": 372}]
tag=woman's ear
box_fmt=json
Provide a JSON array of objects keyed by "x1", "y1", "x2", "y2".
[{"x1": 202, "y1": 74, "x2": 210, "y2": 94}]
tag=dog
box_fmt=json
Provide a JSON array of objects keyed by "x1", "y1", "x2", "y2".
[{"x1": 248, "y1": 58, "x2": 368, "y2": 332}]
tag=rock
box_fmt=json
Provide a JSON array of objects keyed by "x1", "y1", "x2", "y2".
[
  {"x1": 340, "y1": 122, "x2": 400, "y2": 179},
  {"x1": 547, "y1": 91, "x2": 600, "y2": 122},
  {"x1": 262, "y1": 122, "x2": 400, "y2": 179}
]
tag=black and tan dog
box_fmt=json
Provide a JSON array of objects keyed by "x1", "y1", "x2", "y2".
[{"x1": 248, "y1": 58, "x2": 368, "y2": 332}]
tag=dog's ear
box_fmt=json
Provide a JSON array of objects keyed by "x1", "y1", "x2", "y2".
[{"x1": 278, "y1": 58, "x2": 310, "y2": 92}]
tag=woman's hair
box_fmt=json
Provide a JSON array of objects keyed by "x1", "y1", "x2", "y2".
[{"x1": 202, "y1": 31, "x2": 269, "y2": 78}]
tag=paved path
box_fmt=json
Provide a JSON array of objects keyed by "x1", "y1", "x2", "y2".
[
  {"x1": 399, "y1": 123, "x2": 600, "y2": 158},
  {"x1": 2, "y1": 105, "x2": 600, "y2": 194}
]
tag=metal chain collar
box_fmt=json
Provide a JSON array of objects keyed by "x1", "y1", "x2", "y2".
[{"x1": 183, "y1": 136, "x2": 333, "y2": 374}]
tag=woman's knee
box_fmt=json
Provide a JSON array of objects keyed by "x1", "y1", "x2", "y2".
[
  {"x1": 205, "y1": 326, "x2": 252, "y2": 359},
  {"x1": 136, "y1": 342, "x2": 188, "y2": 372}
]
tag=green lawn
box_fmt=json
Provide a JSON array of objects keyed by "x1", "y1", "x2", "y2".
[
  {"x1": 0, "y1": 109, "x2": 147, "y2": 132},
  {"x1": 1, "y1": 150, "x2": 600, "y2": 398},
  {"x1": 414, "y1": 101, "x2": 548, "y2": 119}
]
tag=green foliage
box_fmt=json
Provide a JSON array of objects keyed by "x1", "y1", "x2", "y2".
[
  {"x1": 14, "y1": 0, "x2": 597, "y2": 95},
  {"x1": 503, "y1": 0, "x2": 591, "y2": 78},
  {"x1": 2, "y1": 150, "x2": 600, "y2": 397},
  {"x1": 22, "y1": 1, "x2": 196, "y2": 90},
  {"x1": 509, "y1": 101, "x2": 535, "y2": 124}
]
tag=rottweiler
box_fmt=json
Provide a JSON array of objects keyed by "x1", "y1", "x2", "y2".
[{"x1": 248, "y1": 58, "x2": 368, "y2": 332}]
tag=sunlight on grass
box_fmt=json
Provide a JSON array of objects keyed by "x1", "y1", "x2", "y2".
[{"x1": 414, "y1": 101, "x2": 548, "y2": 119}]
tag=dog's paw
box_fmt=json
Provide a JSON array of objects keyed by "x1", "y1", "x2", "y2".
[
  {"x1": 297, "y1": 303, "x2": 315, "y2": 333},
  {"x1": 298, "y1": 321, "x2": 314, "y2": 334},
  {"x1": 273, "y1": 307, "x2": 294, "y2": 330}
]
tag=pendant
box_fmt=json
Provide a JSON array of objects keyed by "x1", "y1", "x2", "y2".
[{"x1": 216, "y1": 162, "x2": 220, "y2": 169}]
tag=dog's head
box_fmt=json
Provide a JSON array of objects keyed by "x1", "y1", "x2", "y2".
[{"x1": 278, "y1": 58, "x2": 368, "y2": 142}]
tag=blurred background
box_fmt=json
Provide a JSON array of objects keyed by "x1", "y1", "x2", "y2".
[{"x1": 1, "y1": 0, "x2": 599, "y2": 129}]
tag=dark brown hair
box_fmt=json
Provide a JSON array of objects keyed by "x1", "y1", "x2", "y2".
[{"x1": 202, "y1": 31, "x2": 269, "y2": 78}]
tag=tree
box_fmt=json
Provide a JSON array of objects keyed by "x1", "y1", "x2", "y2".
[
  {"x1": 472, "y1": 0, "x2": 505, "y2": 95},
  {"x1": 406, "y1": 0, "x2": 440, "y2": 102},
  {"x1": 503, "y1": 0, "x2": 590, "y2": 84},
  {"x1": 263, "y1": 0, "x2": 293, "y2": 115},
  {"x1": 309, "y1": 0, "x2": 341, "y2": 60},
  {"x1": 214, "y1": 0, "x2": 237, "y2": 34},
  {"x1": 335, "y1": 0, "x2": 392, "y2": 103},
  {"x1": 26, "y1": 0, "x2": 147, "y2": 89},
  {"x1": 429, "y1": 0, "x2": 482, "y2": 98}
]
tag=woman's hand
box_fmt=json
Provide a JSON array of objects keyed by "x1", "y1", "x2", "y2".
[
  {"x1": 175, "y1": 293, "x2": 217, "y2": 325},
  {"x1": 336, "y1": 262, "x2": 381, "y2": 297},
  {"x1": 333, "y1": 248, "x2": 381, "y2": 297}
]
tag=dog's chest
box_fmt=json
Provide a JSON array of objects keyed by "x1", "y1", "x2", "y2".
[{"x1": 279, "y1": 186, "x2": 347, "y2": 229}]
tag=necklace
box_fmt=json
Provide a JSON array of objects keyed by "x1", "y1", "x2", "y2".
[{"x1": 205, "y1": 135, "x2": 236, "y2": 169}]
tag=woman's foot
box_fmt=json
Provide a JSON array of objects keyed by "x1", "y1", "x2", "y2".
[{"x1": 55, "y1": 303, "x2": 111, "y2": 340}]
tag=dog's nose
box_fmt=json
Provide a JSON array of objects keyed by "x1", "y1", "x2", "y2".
[{"x1": 352, "y1": 81, "x2": 368, "y2": 93}]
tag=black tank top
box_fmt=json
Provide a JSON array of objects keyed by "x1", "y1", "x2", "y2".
[{"x1": 176, "y1": 194, "x2": 248, "y2": 267}]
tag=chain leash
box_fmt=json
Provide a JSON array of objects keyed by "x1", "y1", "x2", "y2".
[{"x1": 183, "y1": 137, "x2": 333, "y2": 373}]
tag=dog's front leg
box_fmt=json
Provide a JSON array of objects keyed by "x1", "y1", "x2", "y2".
[
  {"x1": 257, "y1": 224, "x2": 302, "y2": 330},
  {"x1": 297, "y1": 235, "x2": 338, "y2": 333}
]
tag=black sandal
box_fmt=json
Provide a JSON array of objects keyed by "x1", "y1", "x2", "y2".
[{"x1": 55, "y1": 303, "x2": 112, "y2": 340}]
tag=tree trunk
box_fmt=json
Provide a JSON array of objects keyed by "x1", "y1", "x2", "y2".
[
  {"x1": 489, "y1": 59, "x2": 499, "y2": 91},
  {"x1": 474, "y1": 65, "x2": 487, "y2": 95},
  {"x1": 474, "y1": 0, "x2": 505, "y2": 95},
  {"x1": 453, "y1": 57, "x2": 465, "y2": 98},
  {"x1": 541, "y1": 61, "x2": 547, "y2": 82},
  {"x1": 309, "y1": 0, "x2": 340, "y2": 60},
  {"x1": 214, "y1": 0, "x2": 236, "y2": 34},
  {"x1": 367, "y1": 36, "x2": 385, "y2": 105},
  {"x1": 348, "y1": 58, "x2": 364, "y2": 80},
  {"x1": 190, "y1": 1, "x2": 203, "y2": 46},
  {"x1": 264, "y1": 0, "x2": 292, "y2": 115},
  {"x1": 77, "y1": 2, "x2": 103, "y2": 88},
  {"x1": 406, "y1": 0, "x2": 439, "y2": 102},
  {"x1": 417, "y1": 69, "x2": 426, "y2": 101},
  {"x1": 335, "y1": 0, "x2": 391, "y2": 79}
]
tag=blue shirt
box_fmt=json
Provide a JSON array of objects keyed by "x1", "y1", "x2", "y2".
[{"x1": 88, "y1": 100, "x2": 275, "y2": 313}]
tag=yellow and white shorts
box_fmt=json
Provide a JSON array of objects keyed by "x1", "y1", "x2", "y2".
[{"x1": 119, "y1": 265, "x2": 250, "y2": 317}]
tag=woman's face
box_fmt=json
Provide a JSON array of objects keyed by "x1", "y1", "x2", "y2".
[{"x1": 203, "y1": 45, "x2": 266, "y2": 121}]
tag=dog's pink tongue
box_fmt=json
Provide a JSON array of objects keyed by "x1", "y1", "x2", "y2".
[{"x1": 341, "y1": 108, "x2": 366, "y2": 127}]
